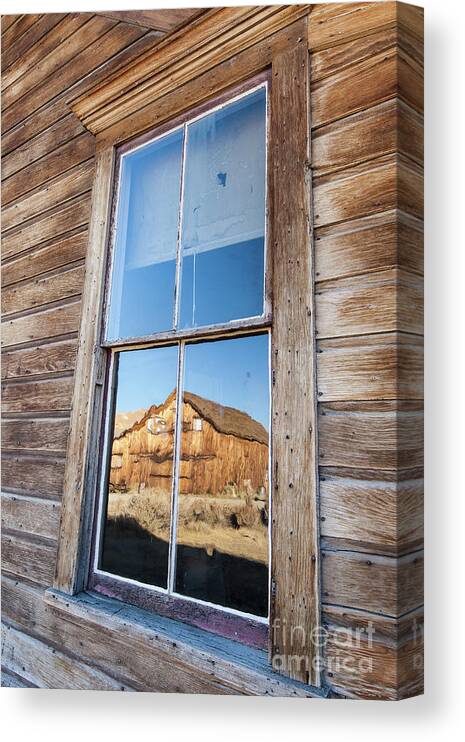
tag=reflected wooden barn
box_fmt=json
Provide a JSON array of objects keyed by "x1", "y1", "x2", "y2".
[{"x1": 110, "y1": 391, "x2": 269, "y2": 497}]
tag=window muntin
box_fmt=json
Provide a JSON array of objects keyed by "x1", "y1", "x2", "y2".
[
  {"x1": 95, "y1": 81, "x2": 270, "y2": 628},
  {"x1": 105, "y1": 84, "x2": 267, "y2": 343}
]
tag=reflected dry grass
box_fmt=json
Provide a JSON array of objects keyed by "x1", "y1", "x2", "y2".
[{"x1": 107, "y1": 487, "x2": 268, "y2": 564}]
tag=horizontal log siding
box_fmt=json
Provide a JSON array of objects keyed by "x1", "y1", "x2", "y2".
[
  {"x1": 0, "y1": 11, "x2": 197, "y2": 692},
  {"x1": 310, "y1": 2, "x2": 423, "y2": 699},
  {"x1": 1, "y1": 4, "x2": 423, "y2": 699}
]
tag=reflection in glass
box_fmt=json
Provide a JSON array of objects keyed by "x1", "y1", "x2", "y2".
[
  {"x1": 175, "y1": 334, "x2": 270, "y2": 616},
  {"x1": 106, "y1": 128, "x2": 183, "y2": 340},
  {"x1": 99, "y1": 345, "x2": 178, "y2": 588},
  {"x1": 179, "y1": 86, "x2": 266, "y2": 328}
]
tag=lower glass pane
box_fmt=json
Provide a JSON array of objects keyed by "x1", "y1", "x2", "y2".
[
  {"x1": 175, "y1": 333, "x2": 270, "y2": 616},
  {"x1": 99, "y1": 345, "x2": 178, "y2": 588}
]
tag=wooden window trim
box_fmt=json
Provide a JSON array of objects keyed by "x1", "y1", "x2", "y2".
[{"x1": 54, "y1": 6, "x2": 321, "y2": 688}]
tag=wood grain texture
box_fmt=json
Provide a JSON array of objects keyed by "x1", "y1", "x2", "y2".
[
  {"x1": 315, "y1": 269, "x2": 423, "y2": 338},
  {"x1": 1, "y1": 301, "x2": 82, "y2": 349},
  {"x1": 313, "y1": 98, "x2": 423, "y2": 175},
  {"x1": 54, "y1": 148, "x2": 114, "y2": 593},
  {"x1": 1, "y1": 453, "x2": 65, "y2": 499},
  {"x1": 72, "y1": 5, "x2": 311, "y2": 133},
  {"x1": 1, "y1": 533, "x2": 56, "y2": 586},
  {"x1": 2, "y1": 624, "x2": 134, "y2": 691},
  {"x1": 1, "y1": 339, "x2": 77, "y2": 380},
  {"x1": 2, "y1": 231, "x2": 88, "y2": 287},
  {"x1": 315, "y1": 210, "x2": 423, "y2": 282},
  {"x1": 2, "y1": 578, "x2": 326, "y2": 696},
  {"x1": 270, "y1": 21, "x2": 321, "y2": 687},
  {"x1": 2, "y1": 265, "x2": 85, "y2": 317},
  {"x1": 320, "y1": 473, "x2": 423, "y2": 553},
  {"x1": 318, "y1": 401, "x2": 423, "y2": 470},
  {"x1": 1, "y1": 196, "x2": 91, "y2": 261},
  {"x1": 1, "y1": 492, "x2": 61, "y2": 540},
  {"x1": 97, "y1": 9, "x2": 204, "y2": 33},
  {"x1": 313, "y1": 155, "x2": 423, "y2": 228},
  {"x1": 322, "y1": 548, "x2": 423, "y2": 616},
  {"x1": 2, "y1": 417, "x2": 70, "y2": 453},
  {"x1": 2, "y1": 376, "x2": 74, "y2": 414},
  {"x1": 317, "y1": 333, "x2": 423, "y2": 401}
]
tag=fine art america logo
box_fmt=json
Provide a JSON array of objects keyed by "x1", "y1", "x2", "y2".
[{"x1": 270, "y1": 618, "x2": 424, "y2": 678}]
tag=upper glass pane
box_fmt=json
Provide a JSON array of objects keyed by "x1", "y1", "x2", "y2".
[
  {"x1": 179, "y1": 86, "x2": 267, "y2": 329},
  {"x1": 106, "y1": 128, "x2": 183, "y2": 340},
  {"x1": 99, "y1": 345, "x2": 179, "y2": 588}
]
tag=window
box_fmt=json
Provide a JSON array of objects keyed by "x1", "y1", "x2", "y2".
[{"x1": 90, "y1": 81, "x2": 271, "y2": 645}]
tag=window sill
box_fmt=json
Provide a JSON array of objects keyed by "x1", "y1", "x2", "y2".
[{"x1": 43, "y1": 588, "x2": 328, "y2": 697}]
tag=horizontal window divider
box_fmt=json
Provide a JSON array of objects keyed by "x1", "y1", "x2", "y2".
[{"x1": 102, "y1": 315, "x2": 272, "y2": 350}]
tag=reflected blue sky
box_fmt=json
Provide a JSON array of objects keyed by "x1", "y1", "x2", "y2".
[{"x1": 115, "y1": 334, "x2": 269, "y2": 429}]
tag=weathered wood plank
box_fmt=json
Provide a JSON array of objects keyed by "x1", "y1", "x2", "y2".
[
  {"x1": 2, "y1": 134, "x2": 95, "y2": 205},
  {"x1": 1, "y1": 624, "x2": 134, "y2": 691},
  {"x1": 317, "y1": 333, "x2": 423, "y2": 401},
  {"x1": 1, "y1": 114, "x2": 85, "y2": 181},
  {"x1": 269, "y1": 21, "x2": 320, "y2": 687},
  {"x1": 2, "y1": 160, "x2": 94, "y2": 227},
  {"x1": 1, "y1": 668, "x2": 36, "y2": 688},
  {"x1": 311, "y1": 46, "x2": 422, "y2": 128},
  {"x1": 1, "y1": 417, "x2": 70, "y2": 453},
  {"x1": 54, "y1": 147, "x2": 114, "y2": 594},
  {"x1": 98, "y1": 19, "x2": 306, "y2": 148},
  {"x1": 313, "y1": 155, "x2": 423, "y2": 228},
  {"x1": 315, "y1": 269, "x2": 423, "y2": 338},
  {"x1": 1, "y1": 14, "x2": 93, "y2": 92},
  {"x1": 1, "y1": 301, "x2": 81, "y2": 349},
  {"x1": 324, "y1": 622, "x2": 423, "y2": 699},
  {"x1": 320, "y1": 474, "x2": 423, "y2": 553},
  {"x1": 322, "y1": 549, "x2": 423, "y2": 616},
  {"x1": 1, "y1": 32, "x2": 163, "y2": 157},
  {"x1": 2, "y1": 578, "x2": 324, "y2": 696},
  {"x1": 312, "y1": 98, "x2": 423, "y2": 175},
  {"x1": 1, "y1": 338, "x2": 77, "y2": 380},
  {"x1": 2, "y1": 231, "x2": 88, "y2": 287},
  {"x1": 1, "y1": 16, "x2": 119, "y2": 129},
  {"x1": 308, "y1": 2, "x2": 418, "y2": 51},
  {"x1": 1, "y1": 13, "x2": 66, "y2": 73},
  {"x1": 1, "y1": 532, "x2": 56, "y2": 586},
  {"x1": 1, "y1": 16, "x2": 22, "y2": 35},
  {"x1": 1, "y1": 196, "x2": 91, "y2": 261},
  {"x1": 73, "y1": 6, "x2": 311, "y2": 133},
  {"x1": 3, "y1": 22, "x2": 146, "y2": 134},
  {"x1": 0, "y1": 14, "x2": 41, "y2": 59},
  {"x1": 314, "y1": 210, "x2": 423, "y2": 282},
  {"x1": 311, "y1": 26, "x2": 397, "y2": 82},
  {"x1": 1, "y1": 453, "x2": 65, "y2": 499},
  {"x1": 97, "y1": 9, "x2": 202, "y2": 33},
  {"x1": 318, "y1": 401, "x2": 423, "y2": 470},
  {"x1": 1, "y1": 492, "x2": 61, "y2": 540},
  {"x1": 2, "y1": 376, "x2": 74, "y2": 413},
  {"x1": 2, "y1": 265, "x2": 85, "y2": 317}
]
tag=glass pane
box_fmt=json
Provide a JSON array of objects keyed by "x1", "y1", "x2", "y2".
[
  {"x1": 179, "y1": 86, "x2": 266, "y2": 328},
  {"x1": 175, "y1": 334, "x2": 270, "y2": 616},
  {"x1": 99, "y1": 345, "x2": 178, "y2": 588},
  {"x1": 107, "y1": 128, "x2": 183, "y2": 340}
]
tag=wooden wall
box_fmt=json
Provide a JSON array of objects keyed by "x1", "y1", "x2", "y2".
[
  {"x1": 1, "y1": 4, "x2": 423, "y2": 699},
  {"x1": 309, "y1": 2, "x2": 424, "y2": 699},
  {"x1": 0, "y1": 8, "x2": 203, "y2": 691}
]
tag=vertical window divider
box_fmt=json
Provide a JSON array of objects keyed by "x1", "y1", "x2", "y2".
[
  {"x1": 167, "y1": 340, "x2": 185, "y2": 594},
  {"x1": 173, "y1": 123, "x2": 188, "y2": 331}
]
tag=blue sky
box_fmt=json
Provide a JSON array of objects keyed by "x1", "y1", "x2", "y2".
[{"x1": 115, "y1": 333, "x2": 270, "y2": 429}]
